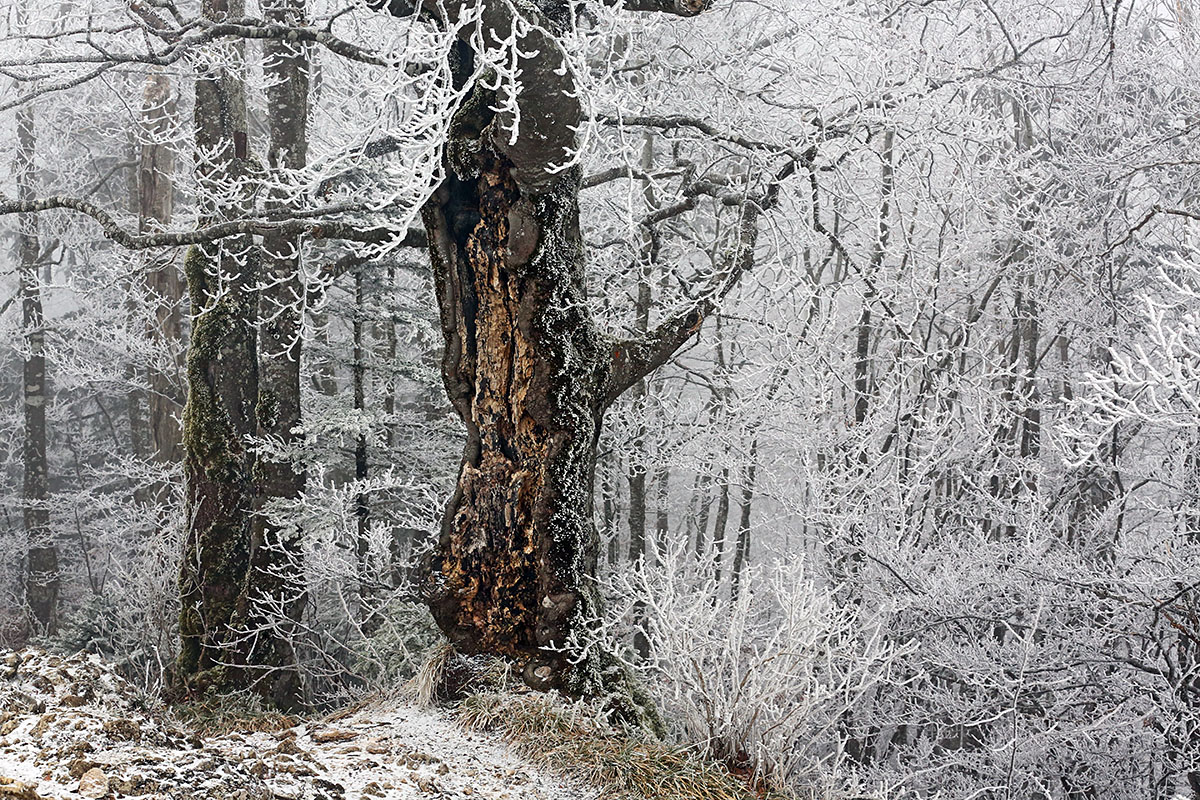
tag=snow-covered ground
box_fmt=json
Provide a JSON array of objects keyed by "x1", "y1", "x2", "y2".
[{"x1": 0, "y1": 649, "x2": 595, "y2": 800}]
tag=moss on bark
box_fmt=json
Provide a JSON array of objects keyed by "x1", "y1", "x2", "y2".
[{"x1": 176, "y1": 242, "x2": 260, "y2": 697}]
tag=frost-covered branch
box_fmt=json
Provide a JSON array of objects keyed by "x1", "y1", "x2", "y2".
[{"x1": 0, "y1": 193, "x2": 426, "y2": 249}]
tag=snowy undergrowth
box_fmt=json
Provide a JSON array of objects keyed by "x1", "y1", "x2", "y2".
[
  {"x1": 604, "y1": 546, "x2": 906, "y2": 798},
  {"x1": 0, "y1": 648, "x2": 592, "y2": 800},
  {"x1": 455, "y1": 688, "x2": 775, "y2": 800}
]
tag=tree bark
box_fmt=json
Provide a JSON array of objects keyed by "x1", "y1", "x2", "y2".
[
  {"x1": 418, "y1": 35, "x2": 648, "y2": 705},
  {"x1": 16, "y1": 103, "x2": 57, "y2": 636},
  {"x1": 653, "y1": 464, "x2": 669, "y2": 566},
  {"x1": 730, "y1": 439, "x2": 757, "y2": 599},
  {"x1": 421, "y1": 137, "x2": 619, "y2": 695},
  {"x1": 353, "y1": 264, "x2": 372, "y2": 604},
  {"x1": 398, "y1": 0, "x2": 753, "y2": 713},
  {"x1": 240, "y1": 0, "x2": 313, "y2": 707},
  {"x1": 177, "y1": 0, "x2": 264, "y2": 697},
  {"x1": 138, "y1": 72, "x2": 185, "y2": 469},
  {"x1": 711, "y1": 466, "x2": 730, "y2": 586}
]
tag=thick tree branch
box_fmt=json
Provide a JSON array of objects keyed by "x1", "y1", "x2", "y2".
[
  {"x1": 614, "y1": 0, "x2": 712, "y2": 16},
  {"x1": 0, "y1": 193, "x2": 425, "y2": 249},
  {"x1": 606, "y1": 162, "x2": 795, "y2": 403}
]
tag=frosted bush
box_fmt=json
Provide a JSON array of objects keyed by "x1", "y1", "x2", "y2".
[{"x1": 605, "y1": 544, "x2": 906, "y2": 796}]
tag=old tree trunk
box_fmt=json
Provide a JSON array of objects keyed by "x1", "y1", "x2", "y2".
[
  {"x1": 177, "y1": 0, "x2": 304, "y2": 706},
  {"x1": 404, "y1": 0, "x2": 722, "y2": 716}
]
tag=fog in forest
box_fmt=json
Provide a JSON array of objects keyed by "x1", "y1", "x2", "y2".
[{"x1": 0, "y1": 0, "x2": 1199, "y2": 796}]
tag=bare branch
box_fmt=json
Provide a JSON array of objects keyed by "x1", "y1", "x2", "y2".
[
  {"x1": 605, "y1": 161, "x2": 796, "y2": 403},
  {"x1": 1106, "y1": 204, "x2": 1200, "y2": 254},
  {"x1": 615, "y1": 0, "x2": 712, "y2": 17},
  {"x1": 597, "y1": 112, "x2": 819, "y2": 163},
  {"x1": 0, "y1": 193, "x2": 425, "y2": 249}
]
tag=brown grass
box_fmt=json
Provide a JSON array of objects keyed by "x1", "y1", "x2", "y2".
[
  {"x1": 456, "y1": 690, "x2": 796, "y2": 800},
  {"x1": 170, "y1": 690, "x2": 301, "y2": 737}
]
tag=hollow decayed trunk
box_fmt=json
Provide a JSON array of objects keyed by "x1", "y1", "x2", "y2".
[
  {"x1": 422, "y1": 152, "x2": 615, "y2": 694},
  {"x1": 401, "y1": 0, "x2": 726, "y2": 720}
]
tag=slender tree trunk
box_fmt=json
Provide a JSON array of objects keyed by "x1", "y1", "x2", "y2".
[
  {"x1": 839, "y1": 130, "x2": 894, "y2": 597},
  {"x1": 16, "y1": 103, "x2": 56, "y2": 636},
  {"x1": 129, "y1": 72, "x2": 184, "y2": 507},
  {"x1": 627, "y1": 398, "x2": 648, "y2": 567},
  {"x1": 139, "y1": 72, "x2": 185, "y2": 468},
  {"x1": 383, "y1": 264, "x2": 398, "y2": 450},
  {"x1": 353, "y1": 265, "x2": 371, "y2": 593},
  {"x1": 731, "y1": 439, "x2": 757, "y2": 599},
  {"x1": 711, "y1": 466, "x2": 730, "y2": 586},
  {"x1": 690, "y1": 385, "x2": 720, "y2": 558},
  {"x1": 127, "y1": 131, "x2": 152, "y2": 483},
  {"x1": 653, "y1": 464, "x2": 669, "y2": 566},
  {"x1": 307, "y1": 309, "x2": 339, "y2": 395},
  {"x1": 627, "y1": 130, "x2": 656, "y2": 569},
  {"x1": 688, "y1": 470, "x2": 709, "y2": 556},
  {"x1": 601, "y1": 461, "x2": 619, "y2": 568}
]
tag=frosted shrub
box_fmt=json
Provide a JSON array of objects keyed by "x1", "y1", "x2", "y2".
[
  {"x1": 240, "y1": 470, "x2": 444, "y2": 702},
  {"x1": 606, "y1": 545, "x2": 905, "y2": 796}
]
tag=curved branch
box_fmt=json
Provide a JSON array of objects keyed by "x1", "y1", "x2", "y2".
[
  {"x1": 605, "y1": 161, "x2": 795, "y2": 404},
  {"x1": 0, "y1": 193, "x2": 425, "y2": 249}
]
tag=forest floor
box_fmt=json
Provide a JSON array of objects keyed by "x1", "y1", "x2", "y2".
[{"x1": 0, "y1": 648, "x2": 595, "y2": 800}]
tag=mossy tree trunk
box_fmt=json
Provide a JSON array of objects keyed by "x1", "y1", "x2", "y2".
[{"x1": 177, "y1": 0, "x2": 271, "y2": 699}]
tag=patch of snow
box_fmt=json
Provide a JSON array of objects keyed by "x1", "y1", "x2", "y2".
[{"x1": 0, "y1": 648, "x2": 595, "y2": 800}]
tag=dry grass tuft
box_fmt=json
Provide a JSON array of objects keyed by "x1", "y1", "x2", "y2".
[
  {"x1": 407, "y1": 642, "x2": 455, "y2": 707},
  {"x1": 405, "y1": 643, "x2": 514, "y2": 707},
  {"x1": 456, "y1": 690, "x2": 795, "y2": 800},
  {"x1": 171, "y1": 690, "x2": 300, "y2": 736}
]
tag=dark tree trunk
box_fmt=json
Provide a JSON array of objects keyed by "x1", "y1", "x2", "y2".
[
  {"x1": 627, "y1": 421, "x2": 647, "y2": 566},
  {"x1": 653, "y1": 464, "x2": 669, "y2": 566},
  {"x1": 383, "y1": 263, "x2": 399, "y2": 450},
  {"x1": 711, "y1": 466, "x2": 730, "y2": 586},
  {"x1": 627, "y1": 130, "x2": 656, "y2": 569},
  {"x1": 177, "y1": 0, "x2": 264, "y2": 697},
  {"x1": 16, "y1": 104, "x2": 56, "y2": 636},
  {"x1": 601, "y1": 460, "x2": 620, "y2": 568},
  {"x1": 240, "y1": 0, "x2": 312, "y2": 707},
  {"x1": 399, "y1": 0, "x2": 753, "y2": 713},
  {"x1": 352, "y1": 265, "x2": 373, "y2": 613},
  {"x1": 731, "y1": 439, "x2": 757, "y2": 599},
  {"x1": 421, "y1": 144, "x2": 617, "y2": 694}
]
